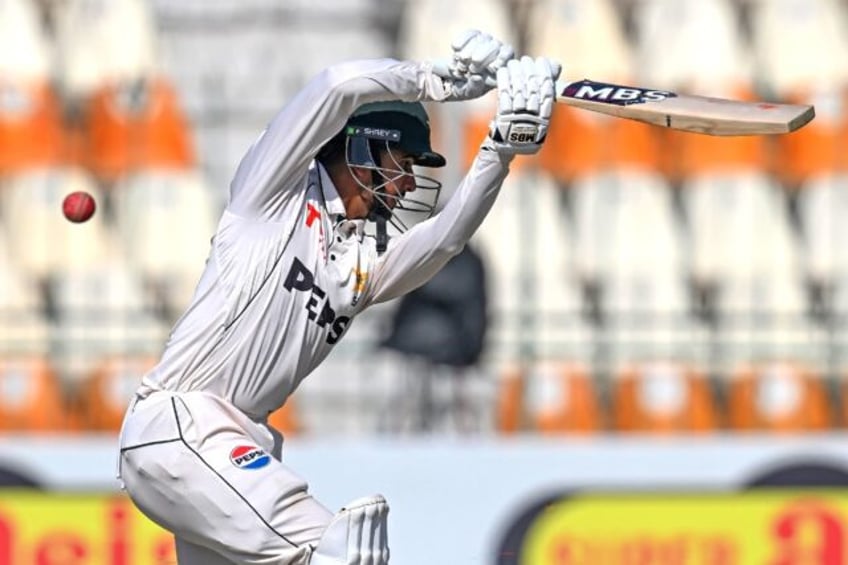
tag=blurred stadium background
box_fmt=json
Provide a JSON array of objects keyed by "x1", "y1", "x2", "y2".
[{"x1": 3, "y1": 0, "x2": 848, "y2": 563}]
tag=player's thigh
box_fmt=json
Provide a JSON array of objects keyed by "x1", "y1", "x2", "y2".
[
  {"x1": 120, "y1": 403, "x2": 332, "y2": 563},
  {"x1": 123, "y1": 439, "x2": 330, "y2": 563}
]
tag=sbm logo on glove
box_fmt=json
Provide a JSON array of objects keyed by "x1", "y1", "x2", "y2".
[
  {"x1": 490, "y1": 122, "x2": 543, "y2": 146},
  {"x1": 507, "y1": 124, "x2": 541, "y2": 143}
]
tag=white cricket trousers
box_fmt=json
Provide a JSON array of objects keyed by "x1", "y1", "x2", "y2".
[{"x1": 118, "y1": 390, "x2": 333, "y2": 564}]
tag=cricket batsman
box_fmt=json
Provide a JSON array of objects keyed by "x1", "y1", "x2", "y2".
[{"x1": 117, "y1": 29, "x2": 560, "y2": 564}]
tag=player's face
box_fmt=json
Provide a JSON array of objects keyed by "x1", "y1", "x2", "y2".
[
  {"x1": 375, "y1": 148, "x2": 417, "y2": 210},
  {"x1": 342, "y1": 143, "x2": 440, "y2": 225}
]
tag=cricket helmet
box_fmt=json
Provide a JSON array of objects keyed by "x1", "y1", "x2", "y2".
[
  {"x1": 343, "y1": 101, "x2": 444, "y2": 235},
  {"x1": 346, "y1": 101, "x2": 446, "y2": 168}
]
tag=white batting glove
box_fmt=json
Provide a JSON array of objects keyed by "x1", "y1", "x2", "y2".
[
  {"x1": 485, "y1": 56, "x2": 562, "y2": 155},
  {"x1": 428, "y1": 29, "x2": 515, "y2": 101}
]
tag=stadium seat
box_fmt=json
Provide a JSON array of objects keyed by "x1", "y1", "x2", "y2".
[
  {"x1": 523, "y1": 0, "x2": 661, "y2": 183},
  {"x1": 0, "y1": 0, "x2": 73, "y2": 172},
  {"x1": 83, "y1": 76, "x2": 196, "y2": 182},
  {"x1": 749, "y1": 0, "x2": 848, "y2": 98},
  {"x1": 599, "y1": 258, "x2": 711, "y2": 435},
  {"x1": 714, "y1": 268, "x2": 827, "y2": 430},
  {"x1": 611, "y1": 361, "x2": 718, "y2": 433},
  {"x1": 0, "y1": 0, "x2": 51, "y2": 83},
  {"x1": 496, "y1": 361, "x2": 601, "y2": 434},
  {"x1": 496, "y1": 364, "x2": 524, "y2": 434},
  {"x1": 0, "y1": 168, "x2": 112, "y2": 282},
  {"x1": 571, "y1": 170, "x2": 683, "y2": 287},
  {"x1": 600, "y1": 270, "x2": 707, "y2": 368},
  {"x1": 569, "y1": 167, "x2": 712, "y2": 432},
  {"x1": 828, "y1": 272, "x2": 848, "y2": 375},
  {"x1": 727, "y1": 362, "x2": 831, "y2": 432},
  {"x1": 683, "y1": 172, "x2": 801, "y2": 290},
  {"x1": 111, "y1": 169, "x2": 218, "y2": 316},
  {"x1": 796, "y1": 174, "x2": 848, "y2": 289},
  {"x1": 0, "y1": 357, "x2": 67, "y2": 432},
  {"x1": 749, "y1": 0, "x2": 848, "y2": 188},
  {"x1": 49, "y1": 257, "x2": 169, "y2": 385},
  {"x1": 632, "y1": 0, "x2": 766, "y2": 182},
  {"x1": 81, "y1": 355, "x2": 158, "y2": 431},
  {"x1": 659, "y1": 95, "x2": 768, "y2": 182},
  {"x1": 0, "y1": 81, "x2": 70, "y2": 174},
  {"x1": 0, "y1": 284, "x2": 49, "y2": 359},
  {"x1": 52, "y1": 0, "x2": 159, "y2": 99},
  {"x1": 771, "y1": 99, "x2": 848, "y2": 189},
  {"x1": 685, "y1": 172, "x2": 819, "y2": 381},
  {"x1": 634, "y1": 0, "x2": 752, "y2": 92},
  {"x1": 700, "y1": 175, "x2": 828, "y2": 433},
  {"x1": 0, "y1": 229, "x2": 50, "y2": 357},
  {"x1": 471, "y1": 171, "x2": 593, "y2": 364},
  {"x1": 526, "y1": 0, "x2": 631, "y2": 82},
  {"x1": 540, "y1": 107, "x2": 663, "y2": 187}
]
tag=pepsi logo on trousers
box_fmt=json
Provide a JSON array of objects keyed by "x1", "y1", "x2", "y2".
[{"x1": 230, "y1": 445, "x2": 271, "y2": 470}]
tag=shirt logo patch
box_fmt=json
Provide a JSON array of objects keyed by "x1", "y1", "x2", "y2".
[
  {"x1": 229, "y1": 445, "x2": 271, "y2": 470},
  {"x1": 305, "y1": 202, "x2": 321, "y2": 227},
  {"x1": 305, "y1": 201, "x2": 328, "y2": 261}
]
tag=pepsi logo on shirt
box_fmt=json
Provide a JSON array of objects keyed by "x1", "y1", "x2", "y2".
[{"x1": 230, "y1": 445, "x2": 271, "y2": 470}]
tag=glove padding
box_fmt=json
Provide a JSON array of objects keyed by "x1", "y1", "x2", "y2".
[
  {"x1": 486, "y1": 56, "x2": 562, "y2": 155},
  {"x1": 428, "y1": 29, "x2": 515, "y2": 101},
  {"x1": 310, "y1": 495, "x2": 390, "y2": 565}
]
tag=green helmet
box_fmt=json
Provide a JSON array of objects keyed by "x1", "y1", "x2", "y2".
[
  {"x1": 340, "y1": 101, "x2": 444, "y2": 251},
  {"x1": 346, "y1": 101, "x2": 446, "y2": 168}
]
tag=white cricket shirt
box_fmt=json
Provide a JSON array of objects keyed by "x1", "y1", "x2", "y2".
[{"x1": 136, "y1": 59, "x2": 512, "y2": 420}]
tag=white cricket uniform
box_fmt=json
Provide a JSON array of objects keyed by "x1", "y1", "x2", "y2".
[{"x1": 118, "y1": 58, "x2": 511, "y2": 565}]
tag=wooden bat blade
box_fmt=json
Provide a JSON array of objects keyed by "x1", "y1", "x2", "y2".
[{"x1": 555, "y1": 79, "x2": 815, "y2": 136}]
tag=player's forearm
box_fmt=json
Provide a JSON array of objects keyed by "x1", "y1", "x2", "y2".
[{"x1": 427, "y1": 148, "x2": 512, "y2": 251}]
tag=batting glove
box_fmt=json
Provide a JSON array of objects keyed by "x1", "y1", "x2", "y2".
[
  {"x1": 428, "y1": 29, "x2": 515, "y2": 101},
  {"x1": 485, "y1": 56, "x2": 561, "y2": 155}
]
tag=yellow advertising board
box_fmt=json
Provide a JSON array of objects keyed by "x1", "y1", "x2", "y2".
[
  {"x1": 0, "y1": 491, "x2": 174, "y2": 564},
  {"x1": 520, "y1": 490, "x2": 848, "y2": 565}
]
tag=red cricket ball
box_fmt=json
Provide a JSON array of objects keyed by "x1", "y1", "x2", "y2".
[{"x1": 62, "y1": 191, "x2": 97, "y2": 223}]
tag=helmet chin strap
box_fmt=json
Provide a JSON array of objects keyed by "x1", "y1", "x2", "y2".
[
  {"x1": 365, "y1": 169, "x2": 390, "y2": 254},
  {"x1": 373, "y1": 214, "x2": 388, "y2": 254}
]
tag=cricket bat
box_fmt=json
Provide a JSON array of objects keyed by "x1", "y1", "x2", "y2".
[{"x1": 556, "y1": 79, "x2": 815, "y2": 136}]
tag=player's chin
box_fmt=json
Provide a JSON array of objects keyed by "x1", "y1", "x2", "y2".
[{"x1": 386, "y1": 192, "x2": 404, "y2": 209}]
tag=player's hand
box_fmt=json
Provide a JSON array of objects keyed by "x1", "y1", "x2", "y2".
[
  {"x1": 484, "y1": 56, "x2": 561, "y2": 155},
  {"x1": 429, "y1": 29, "x2": 514, "y2": 101}
]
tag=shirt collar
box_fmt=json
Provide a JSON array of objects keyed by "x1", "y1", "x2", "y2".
[{"x1": 315, "y1": 162, "x2": 347, "y2": 218}]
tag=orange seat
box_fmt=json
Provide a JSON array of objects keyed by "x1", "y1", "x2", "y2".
[
  {"x1": 538, "y1": 105, "x2": 662, "y2": 184},
  {"x1": 497, "y1": 362, "x2": 601, "y2": 434},
  {"x1": 612, "y1": 362, "x2": 718, "y2": 433},
  {"x1": 0, "y1": 357, "x2": 67, "y2": 432},
  {"x1": 772, "y1": 89, "x2": 848, "y2": 188},
  {"x1": 497, "y1": 365, "x2": 524, "y2": 434},
  {"x1": 727, "y1": 362, "x2": 831, "y2": 432},
  {"x1": 82, "y1": 356, "x2": 158, "y2": 431},
  {"x1": 0, "y1": 80, "x2": 70, "y2": 173},
  {"x1": 267, "y1": 400, "x2": 302, "y2": 436},
  {"x1": 84, "y1": 76, "x2": 195, "y2": 182}
]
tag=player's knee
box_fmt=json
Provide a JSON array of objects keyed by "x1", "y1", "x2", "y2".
[{"x1": 309, "y1": 494, "x2": 390, "y2": 565}]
